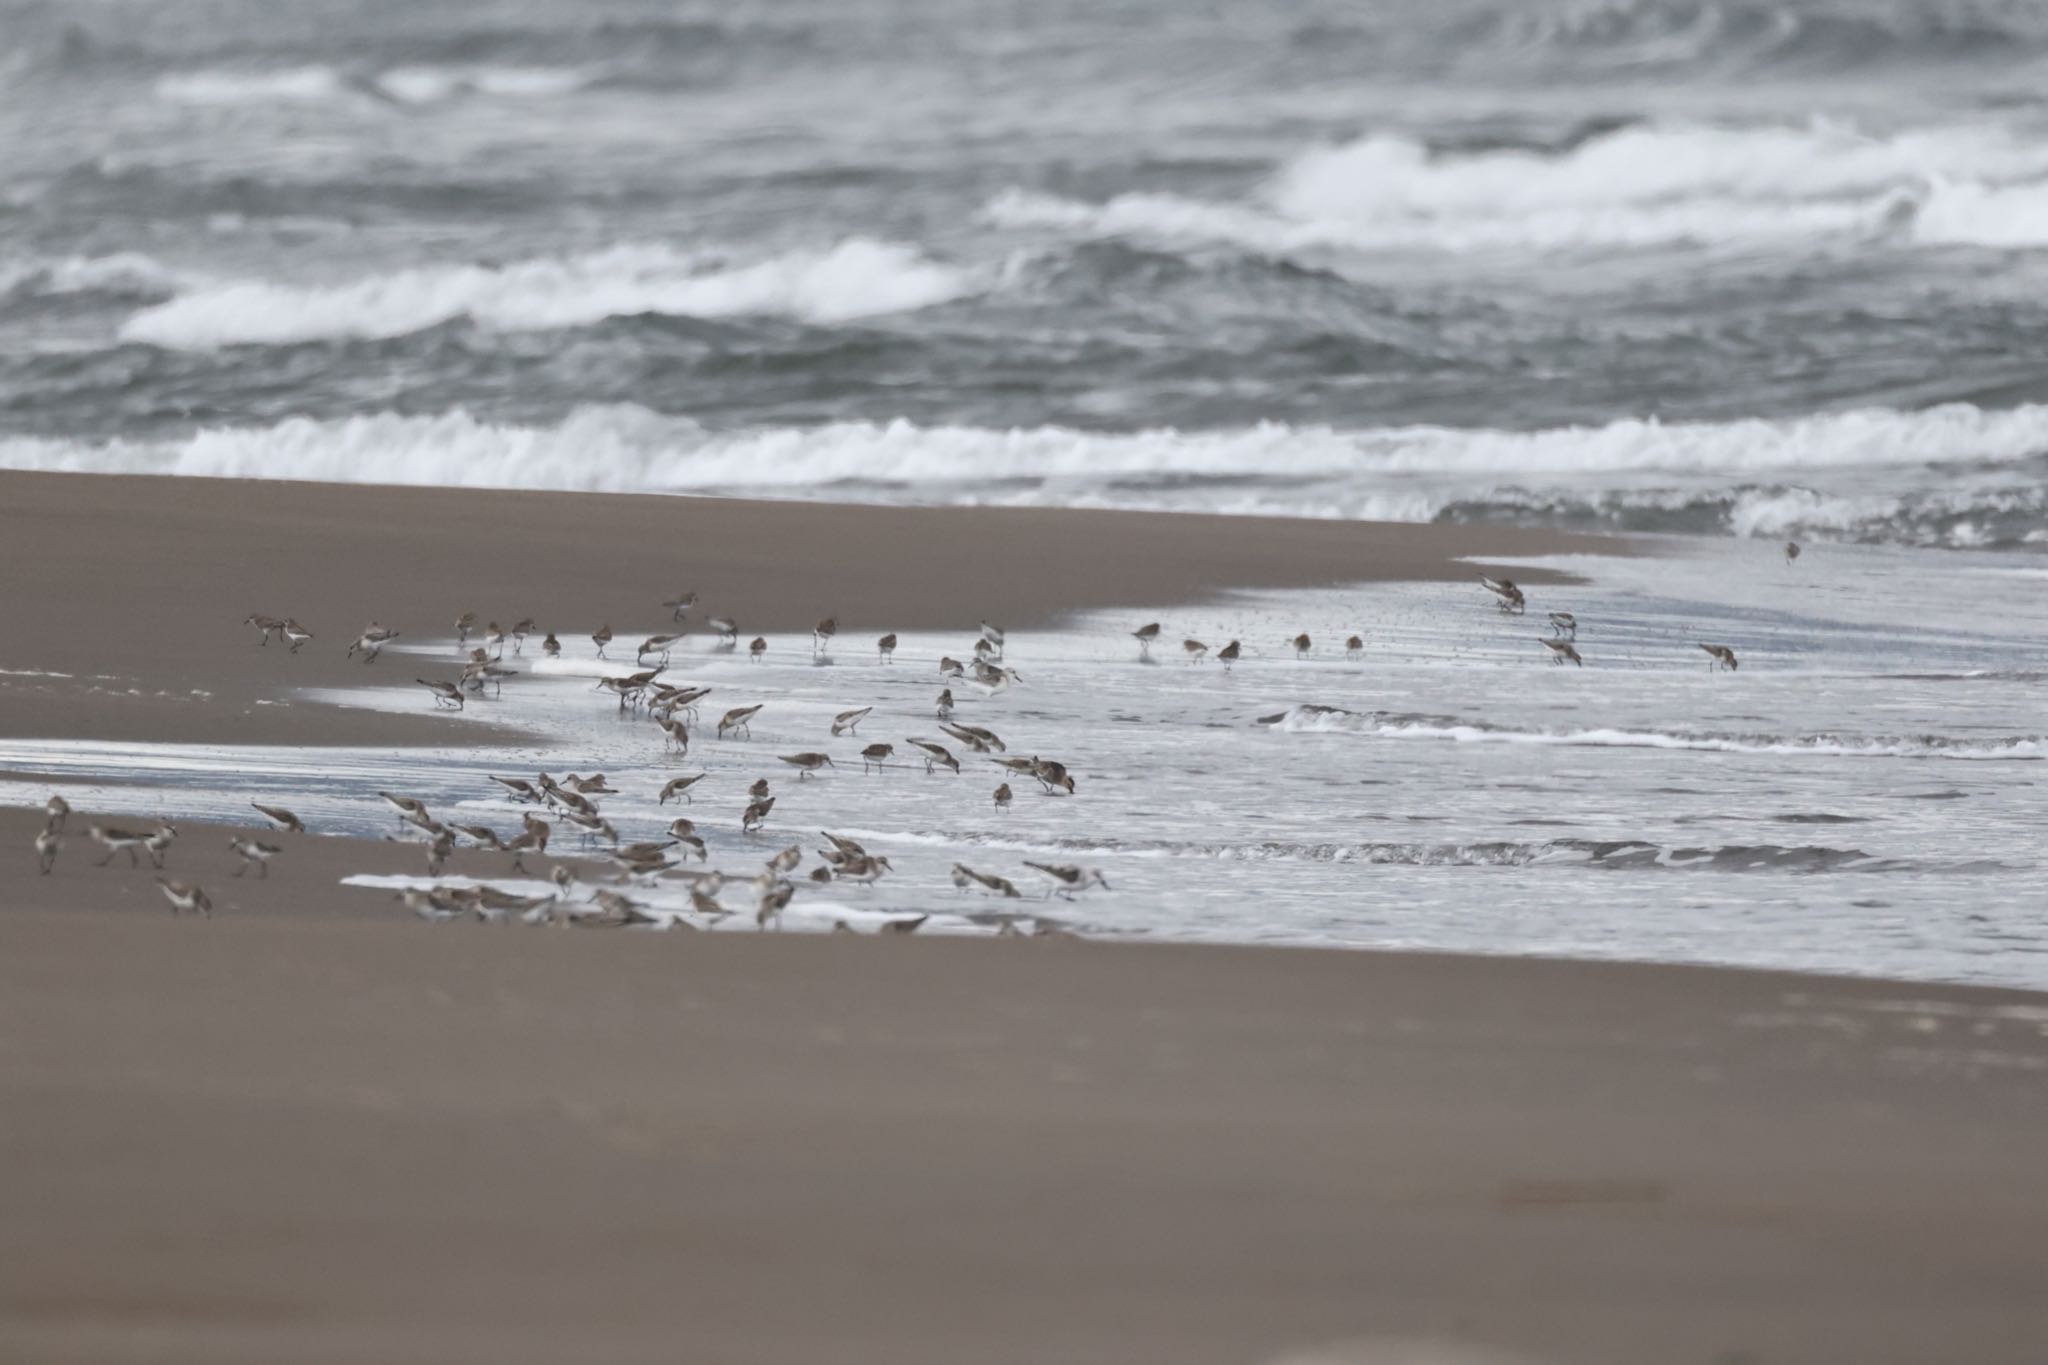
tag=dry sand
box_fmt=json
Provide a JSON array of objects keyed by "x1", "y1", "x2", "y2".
[{"x1": 5, "y1": 472, "x2": 2045, "y2": 1363}]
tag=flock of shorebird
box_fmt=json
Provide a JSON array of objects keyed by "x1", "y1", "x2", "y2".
[{"x1": 42, "y1": 550, "x2": 1792, "y2": 928}]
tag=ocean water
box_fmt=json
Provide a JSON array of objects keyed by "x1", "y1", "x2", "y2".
[
  {"x1": 3, "y1": 540, "x2": 2043, "y2": 987},
  {"x1": 4, "y1": 0, "x2": 2048, "y2": 547}
]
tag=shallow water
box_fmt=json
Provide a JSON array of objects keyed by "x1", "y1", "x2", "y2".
[{"x1": 6, "y1": 537, "x2": 2043, "y2": 987}]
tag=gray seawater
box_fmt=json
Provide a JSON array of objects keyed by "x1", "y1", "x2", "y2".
[{"x1": 4, "y1": 0, "x2": 2048, "y2": 546}]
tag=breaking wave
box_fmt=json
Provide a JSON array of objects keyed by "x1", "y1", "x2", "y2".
[
  {"x1": 118, "y1": 240, "x2": 979, "y2": 347},
  {"x1": 0, "y1": 253, "x2": 184, "y2": 302},
  {"x1": 1261, "y1": 705, "x2": 2048, "y2": 760},
  {"x1": 154, "y1": 63, "x2": 596, "y2": 106}
]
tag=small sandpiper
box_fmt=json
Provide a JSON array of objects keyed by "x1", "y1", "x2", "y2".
[
  {"x1": 658, "y1": 715, "x2": 690, "y2": 752},
  {"x1": 1345, "y1": 635, "x2": 1363, "y2": 659},
  {"x1": 281, "y1": 619, "x2": 314, "y2": 653},
  {"x1": 638, "y1": 634, "x2": 684, "y2": 664},
  {"x1": 935, "y1": 688, "x2": 955, "y2": 720},
  {"x1": 953, "y1": 863, "x2": 1022, "y2": 898},
  {"x1": 481, "y1": 622, "x2": 506, "y2": 658},
  {"x1": 993, "y1": 782, "x2": 1012, "y2": 812},
  {"x1": 718, "y1": 704, "x2": 763, "y2": 739},
  {"x1": 566, "y1": 773, "x2": 615, "y2": 795},
  {"x1": 417, "y1": 678, "x2": 465, "y2": 709},
  {"x1": 45, "y1": 794, "x2": 69, "y2": 833},
  {"x1": 1025, "y1": 862, "x2": 1109, "y2": 898},
  {"x1": 1481, "y1": 575, "x2": 1526, "y2": 614},
  {"x1": 835, "y1": 854, "x2": 893, "y2": 885},
  {"x1": 659, "y1": 774, "x2": 705, "y2": 805},
  {"x1": 979, "y1": 620, "x2": 1005, "y2": 659},
  {"x1": 563, "y1": 809, "x2": 619, "y2": 846},
  {"x1": 877, "y1": 633, "x2": 897, "y2": 663},
  {"x1": 1785, "y1": 541, "x2": 1801, "y2": 564},
  {"x1": 1699, "y1": 643, "x2": 1739, "y2": 672},
  {"x1": 742, "y1": 796, "x2": 776, "y2": 832},
  {"x1": 1216, "y1": 640, "x2": 1241, "y2": 670},
  {"x1": 591, "y1": 624, "x2": 616, "y2": 658},
  {"x1": 779, "y1": 752, "x2": 835, "y2": 779},
  {"x1": 245, "y1": 614, "x2": 284, "y2": 645},
  {"x1": 749, "y1": 636, "x2": 768, "y2": 662},
  {"x1": 156, "y1": 877, "x2": 212, "y2": 918},
  {"x1": 510, "y1": 618, "x2": 535, "y2": 653},
  {"x1": 664, "y1": 591, "x2": 699, "y2": 622},
  {"x1": 879, "y1": 914, "x2": 926, "y2": 935},
  {"x1": 491, "y1": 775, "x2": 543, "y2": 803},
  {"x1": 347, "y1": 623, "x2": 400, "y2": 662},
  {"x1": 88, "y1": 824, "x2": 151, "y2": 867},
  {"x1": 425, "y1": 829, "x2": 456, "y2": 876},
  {"x1": 1133, "y1": 622, "x2": 1160, "y2": 657},
  {"x1": 1291, "y1": 633, "x2": 1311, "y2": 659},
  {"x1": 1032, "y1": 758, "x2": 1076, "y2": 795},
  {"x1": 709, "y1": 616, "x2": 739, "y2": 643},
  {"x1": 948, "y1": 721, "x2": 1005, "y2": 752},
  {"x1": 35, "y1": 827, "x2": 60, "y2": 874},
  {"x1": 380, "y1": 791, "x2": 431, "y2": 826},
  {"x1": 938, "y1": 655, "x2": 965, "y2": 679},
  {"x1": 860, "y1": 742, "x2": 894, "y2": 773},
  {"x1": 667, "y1": 817, "x2": 698, "y2": 841},
  {"x1": 906, "y1": 738, "x2": 959, "y2": 774},
  {"x1": 542, "y1": 632, "x2": 561, "y2": 657},
  {"x1": 766, "y1": 844, "x2": 802, "y2": 876},
  {"x1": 143, "y1": 821, "x2": 178, "y2": 868},
  {"x1": 1548, "y1": 612, "x2": 1577, "y2": 640},
  {"x1": 251, "y1": 801, "x2": 305, "y2": 832},
  {"x1": 813, "y1": 617, "x2": 838, "y2": 655},
  {"x1": 1183, "y1": 638, "x2": 1208, "y2": 663},
  {"x1": 749, "y1": 777, "x2": 771, "y2": 800},
  {"x1": 1542, "y1": 639, "x2": 1584, "y2": 667},
  {"x1": 831, "y1": 706, "x2": 872, "y2": 737},
  {"x1": 455, "y1": 611, "x2": 478, "y2": 644},
  {"x1": 755, "y1": 880, "x2": 794, "y2": 931},
  {"x1": 229, "y1": 837, "x2": 281, "y2": 878},
  {"x1": 453, "y1": 822, "x2": 504, "y2": 851}
]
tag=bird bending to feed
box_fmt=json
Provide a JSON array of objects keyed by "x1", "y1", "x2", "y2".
[
  {"x1": 831, "y1": 706, "x2": 872, "y2": 737},
  {"x1": 282, "y1": 619, "x2": 313, "y2": 653},
  {"x1": 953, "y1": 863, "x2": 1022, "y2": 898},
  {"x1": 994, "y1": 783, "x2": 1012, "y2": 811},
  {"x1": 347, "y1": 623, "x2": 399, "y2": 661},
  {"x1": 1032, "y1": 758, "x2": 1076, "y2": 795},
  {"x1": 779, "y1": 752, "x2": 835, "y2": 779},
  {"x1": 1548, "y1": 612, "x2": 1577, "y2": 640},
  {"x1": 1699, "y1": 643, "x2": 1739, "y2": 671},
  {"x1": 417, "y1": 678, "x2": 465, "y2": 709},
  {"x1": 251, "y1": 801, "x2": 304, "y2": 833},
  {"x1": 143, "y1": 821, "x2": 177, "y2": 868},
  {"x1": 742, "y1": 796, "x2": 776, "y2": 832},
  {"x1": 659, "y1": 774, "x2": 704, "y2": 805},
  {"x1": 638, "y1": 634, "x2": 683, "y2": 664},
  {"x1": 1025, "y1": 862, "x2": 1109, "y2": 898},
  {"x1": 245, "y1": 614, "x2": 284, "y2": 645},
  {"x1": 591, "y1": 624, "x2": 613, "y2": 657},
  {"x1": 1542, "y1": 639, "x2": 1583, "y2": 667},
  {"x1": 1133, "y1": 622, "x2": 1160, "y2": 656},
  {"x1": 156, "y1": 877, "x2": 212, "y2": 918},
  {"x1": 658, "y1": 716, "x2": 690, "y2": 752},
  {"x1": 1216, "y1": 640, "x2": 1241, "y2": 670},
  {"x1": 877, "y1": 633, "x2": 897, "y2": 663},
  {"x1": 718, "y1": 704, "x2": 763, "y2": 739},
  {"x1": 1480, "y1": 575, "x2": 1526, "y2": 614},
  {"x1": 835, "y1": 854, "x2": 893, "y2": 885},
  {"x1": 1291, "y1": 633, "x2": 1311, "y2": 659},
  {"x1": 229, "y1": 837, "x2": 281, "y2": 877},
  {"x1": 813, "y1": 617, "x2": 838, "y2": 654},
  {"x1": 906, "y1": 738, "x2": 959, "y2": 774},
  {"x1": 860, "y1": 743, "x2": 893, "y2": 773},
  {"x1": 1183, "y1": 638, "x2": 1208, "y2": 663},
  {"x1": 880, "y1": 914, "x2": 927, "y2": 935}
]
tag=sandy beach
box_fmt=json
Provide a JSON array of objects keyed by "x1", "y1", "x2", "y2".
[{"x1": 5, "y1": 473, "x2": 2047, "y2": 1364}]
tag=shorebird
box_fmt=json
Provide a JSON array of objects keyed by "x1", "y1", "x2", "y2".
[
  {"x1": 659, "y1": 715, "x2": 690, "y2": 753},
  {"x1": 563, "y1": 809, "x2": 618, "y2": 846},
  {"x1": 1548, "y1": 612, "x2": 1578, "y2": 640},
  {"x1": 44, "y1": 794, "x2": 69, "y2": 833},
  {"x1": 566, "y1": 773, "x2": 615, "y2": 795},
  {"x1": 1025, "y1": 862, "x2": 1109, "y2": 898},
  {"x1": 1183, "y1": 638, "x2": 1208, "y2": 663},
  {"x1": 1291, "y1": 633, "x2": 1311, "y2": 659},
  {"x1": 638, "y1": 634, "x2": 684, "y2": 664},
  {"x1": 835, "y1": 854, "x2": 892, "y2": 885},
  {"x1": 946, "y1": 721, "x2": 1005, "y2": 752},
  {"x1": 780, "y1": 752, "x2": 835, "y2": 780},
  {"x1": 970, "y1": 659, "x2": 1020, "y2": 692},
  {"x1": 879, "y1": 914, "x2": 926, "y2": 935},
  {"x1": 993, "y1": 782, "x2": 1012, "y2": 812},
  {"x1": 860, "y1": 742, "x2": 894, "y2": 773},
  {"x1": 742, "y1": 796, "x2": 776, "y2": 832},
  {"x1": 251, "y1": 801, "x2": 304, "y2": 832},
  {"x1": 143, "y1": 821, "x2": 177, "y2": 868},
  {"x1": 979, "y1": 620, "x2": 1005, "y2": 658},
  {"x1": 1345, "y1": 635, "x2": 1363, "y2": 658},
  {"x1": 450, "y1": 822, "x2": 504, "y2": 851},
  {"x1": 659, "y1": 775, "x2": 705, "y2": 805},
  {"x1": 748, "y1": 777, "x2": 771, "y2": 800},
  {"x1": 767, "y1": 844, "x2": 802, "y2": 876},
  {"x1": 877, "y1": 633, "x2": 897, "y2": 663},
  {"x1": 749, "y1": 636, "x2": 767, "y2": 662},
  {"x1": 674, "y1": 832, "x2": 708, "y2": 861},
  {"x1": 666, "y1": 817, "x2": 698, "y2": 842},
  {"x1": 1785, "y1": 541, "x2": 1801, "y2": 564},
  {"x1": 813, "y1": 617, "x2": 837, "y2": 655},
  {"x1": 511, "y1": 618, "x2": 535, "y2": 652},
  {"x1": 228, "y1": 837, "x2": 280, "y2": 877},
  {"x1": 821, "y1": 831, "x2": 869, "y2": 858},
  {"x1": 1133, "y1": 622, "x2": 1160, "y2": 656},
  {"x1": 906, "y1": 738, "x2": 959, "y2": 774},
  {"x1": 1481, "y1": 575, "x2": 1526, "y2": 614},
  {"x1": 245, "y1": 614, "x2": 284, "y2": 645},
  {"x1": 417, "y1": 678, "x2": 465, "y2": 709},
  {"x1": 399, "y1": 888, "x2": 465, "y2": 923},
  {"x1": 156, "y1": 877, "x2": 212, "y2": 918},
  {"x1": 718, "y1": 704, "x2": 763, "y2": 739},
  {"x1": 1217, "y1": 640, "x2": 1241, "y2": 670},
  {"x1": 592, "y1": 624, "x2": 613, "y2": 657},
  {"x1": 953, "y1": 863, "x2": 1022, "y2": 898},
  {"x1": 756, "y1": 880, "x2": 794, "y2": 931},
  {"x1": 347, "y1": 624, "x2": 399, "y2": 662},
  {"x1": 1033, "y1": 758, "x2": 1076, "y2": 795},
  {"x1": 455, "y1": 611, "x2": 478, "y2": 643},
  {"x1": 974, "y1": 637, "x2": 997, "y2": 662},
  {"x1": 35, "y1": 827, "x2": 59, "y2": 874},
  {"x1": 542, "y1": 632, "x2": 561, "y2": 657},
  {"x1": 812, "y1": 868, "x2": 836, "y2": 885},
  {"x1": 282, "y1": 619, "x2": 314, "y2": 653},
  {"x1": 938, "y1": 656, "x2": 965, "y2": 679},
  {"x1": 935, "y1": 688, "x2": 954, "y2": 720},
  {"x1": 1542, "y1": 639, "x2": 1584, "y2": 667},
  {"x1": 1699, "y1": 643, "x2": 1739, "y2": 672},
  {"x1": 89, "y1": 825, "x2": 152, "y2": 867},
  {"x1": 709, "y1": 616, "x2": 738, "y2": 643},
  {"x1": 551, "y1": 864, "x2": 577, "y2": 898},
  {"x1": 831, "y1": 707, "x2": 872, "y2": 737},
  {"x1": 481, "y1": 622, "x2": 506, "y2": 658},
  {"x1": 425, "y1": 829, "x2": 455, "y2": 876},
  {"x1": 490, "y1": 775, "x2": 543, "y2": 804},
  {"x1": 664, "y1": 592, "x2": 699, "y2": 622},
  {"x1": 380, "y1": 791, "x2": 430, "y2": 826}
]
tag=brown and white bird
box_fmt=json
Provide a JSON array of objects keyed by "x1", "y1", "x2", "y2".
[
  {"x1": 347, "y1": 623, "x2": 400, "y2": 662},
  {"x1": 245, "y1": 613, "x2": 284, "y2": 645},
  {"x1": 780, "y1": 752, "x2": 835, "y2": 779},
  {"x1": 1699, "y1": 643, "x2": 1739, "y2": 672},
  {"x1": 1032, "y1": 759, "x2": 1076, "y2": 795},
  {"x1": 452, "y1": 823, "x2": 504, "y2": 851},
  {"x1": 658, "y1": 716, "x2": 690, "y2": 753},
  {"x1": 44, "y1": 793, "x2": 69, "y2": 833},
  {"x1": 143, "y1": 820, "x2": 177, "y2": 869},
  {"x1": 952, "y1": 863, "x2": 1022, "y2": 898},
  {"x1": 1480, "y1": 575, "x2": 1526, "y2": 614},
  {"x1": 659, "y1": 774, "x2": 705, "y2": 805},
  {"x1": 228, "y1": 837, "x2": 281, "y2": 878},
  {"x1": 380, "y1": 791, "x2": 431, "y2": 825},
  {"x1": 766, "y1": 844, "x2": 802, "y2": 876},
  {"x1": 664, "y1": 591, "x2": 699, "y2": 622},
  {"x1": 709, "y1": 616, "x2": 739, "y2": 642},
  {"x1": 1291, "y1": 633, "x2": 1311, "y2": 659},
  {"x1": 935, "y1": 688, "x2": 955, "y2": 720},
  {"x1": 1542, "y1": 639, "x2": 1583, "y2": 667},
  {"x1": 944, "y1": 721, "x2": 1004, "y2": 753},
  {"x1": 282, "y1": 619, "x2": 314, "y2": 653},
  {"x1": 510, "y1": 618, "x2": 535, "y2": 652},
  {"x1": 156, "y1": 877, "x2": 212, "y2": 918},
  {"x1": 860, "y1": 742, "x2": 894, "y2": 773},
  {"x1": 877, "y1": 633, "x2": 897, "y2": 663},
  {"x1": 742, "y1": 796, "x2": 776, "y2": 832},
  {"x1": 1216, "y1": 640, "x2": 1241, "y2": 669},
  {"x1": 1133, "y1": 622, "x2": 1160, "y2": 656},
  {"x1": 749, "y1": 636, "x2": 768, "y2": 662},
  {"x1": 591, "y1": 624, "x2": 613, "y2": 657},
  {"x1": 1025, "y1": 862, "x2": 1109, "y2": 898},
  {"x1": 993, "y1": 782, "x2": 1012, "y2": 812},
  {"x1": 937, "y1": 656, "x2": 964, "y2": 679},
  {"x1": 1345, "y1": 635, "x2": 1363, "y2": 658},
  {"x1": 880, "y1": 914, "x2": 927, "y2": 935},
  {"x1": 1548, "y1": 612, "x2": 1577, "y2": 640},
  {"x1": 417, "y1": 678, "x2": 465, "y2": 709},
  {"x1": 906, "y1": 738, "x2": 959, "y2": 774},
  {"x1": 35, "y1": 827, "x2": 60, "y2": 874},
  {"x1": 979, "y1": 620, "x2": 1005, "y2": 658},
  {"x1": 718, "y1": 704, "x2": 763, "y2": 739},
  {"x1": 813, "y1": 617, "x2": 837, "y2": 654},
  {"x1": 1183, "y1": 638, "x2": 1208, "y2": 663},
  {"x1": 835, "y1": 854, "x2": 893, "y2": 885},
  {"x1": 831, "y1": 707, "x2": 872, "y2": 737},
  {"x1": 492, "y1": 775, "x2": 543, "y2": 803}
]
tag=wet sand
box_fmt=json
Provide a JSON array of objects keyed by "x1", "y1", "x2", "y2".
[{"x1": 0, "y1": 469, "x2": 1613, "y2": 745}]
